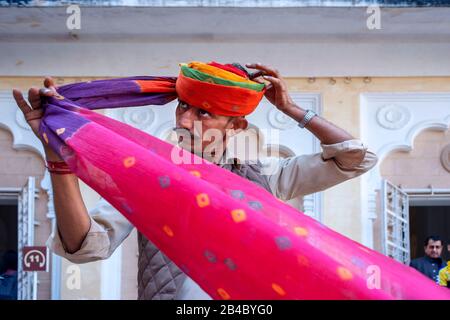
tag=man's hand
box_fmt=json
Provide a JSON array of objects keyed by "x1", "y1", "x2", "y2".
[
  {"x1": 246, "y1": 63, "x2": 295, "y2": 112},
  {"x1": 12, "y1": 77, "x2": 62, "y2": 161},
  {"x1": 247, "y1": 63, "x2": 355, "y2": 144},
  {"x1": 14, "y1": 78, "x2": 92, "y2": 255}
]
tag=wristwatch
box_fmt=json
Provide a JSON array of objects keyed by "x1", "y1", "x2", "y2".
[{"x1": 298, "y1": 109, "x2": 316, "y2": 128}]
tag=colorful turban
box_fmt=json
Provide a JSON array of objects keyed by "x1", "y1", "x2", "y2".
[{"x1": 175, "y1": 61, "x2": 266, "y2": 116}]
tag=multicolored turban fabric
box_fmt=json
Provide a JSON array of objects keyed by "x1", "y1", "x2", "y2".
[
  {"x1": 176, "y1": 61, "x2": 266, "y2": 116},
  {"x1": 38, "y1": 62, "x2": 450, "y2": 300}
]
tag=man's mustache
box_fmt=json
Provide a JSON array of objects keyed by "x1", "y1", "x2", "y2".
[{"x1": 172, "y1": 127, "x2": 201, "y2": 142}]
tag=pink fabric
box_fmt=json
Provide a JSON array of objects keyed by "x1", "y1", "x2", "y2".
[{"x1": 40, "y1": 77, "x2": 450, "y2": 300}]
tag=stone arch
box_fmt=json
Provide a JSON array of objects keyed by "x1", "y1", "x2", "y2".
[{"x1": 360, "y1": 92, "x2": 450, "y2": 248}]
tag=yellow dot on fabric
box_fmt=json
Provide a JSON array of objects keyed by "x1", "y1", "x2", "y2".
[
  {"x1": 189, "y1": 170, "x2": 201, "y2": 178},
  {"x1": 271, "y1": 283, "x2": 286, "y2": 296},
  {"x1": 54, "y1": 93, "x2": 65, "y2": 100},
  {"x1": 294, "y1": 227, "x2": 308, "y2": 237},
  {"x1": 56, "y1": 128, "x2": 66, "y2": 135},
  {"x1": 231, "y1": 209, "x2": 246, "y2": 223},
  {"x1": 163, "y1": 225, "x2": 174, "y2": 237},
  {"x1": 337, "y1": 267, "x2": 353, "y2": 281},
  {"x1": 297, "y1": 255, "x2": 310, "y2": 267},
  {"x1": 123, "y1": 156, "x2": 136, "y2": 168},
  {"x1": 42, "y1": 133, "x2": 49, "y2": 144},
  {"x1": 202, "y1": 101, "x2": 211, "y2": 109},
  {"x1": 217, "y1": 288, "x2": 230, "y2": 300},
  {"x1": 196, "y1": 193, "x2": 210, "y2": 207}
]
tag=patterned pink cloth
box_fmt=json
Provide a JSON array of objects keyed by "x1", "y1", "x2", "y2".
[{"x1": 40, "y1": 77, "x2": 450, "y2": 300}]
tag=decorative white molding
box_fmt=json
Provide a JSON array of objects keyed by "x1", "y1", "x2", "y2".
[
  {"x1": 267, "y1": 108, "x2": 297, "y2": 130},
  {"x1": 441, "y1": 144, "x2": 450, "y2": 173},
  {"x1": 154, "y1": 120, "x2": 177, "y2": 140},
  {"x1": 15, "y1": 109, "x2": 32, "y2": 131},
  {"x1": 100, "y1": 243, "x2": 122, "y2": 300},
  {"x1": 360, "y1": 92, "x2": 450, "y2": 248},
  {"x1": 75, "y1": 198, "x2": 124, "y2": 300},
  {"x1": 302, "y1": 193, "x2": 323, "y2": 222},
  {"x1": 122, "y1": 107, "x2": 156, "y2": 131},
  {"x1": 0, "y1": 91, "x2": 61, "y2": 300},
  {"x1": 106, "y1": 102, "x2": 177, "y2": 137},
  {"x1": 376, "y1": 104, "x2": 411, "y2": 130},
  {"x1": 361, "y1": 92, "x2": 450, "y2": 167},
  {"x1": 40, "y1": 172, "x2": 62, "y2": 300},
  {"x1": 0, "y1": 91, "x2": 50, "y2": 198},
  {"x1": 0, "y1": 92, "x2": 45, "y2": 157}
]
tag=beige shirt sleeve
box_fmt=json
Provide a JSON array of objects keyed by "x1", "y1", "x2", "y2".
[
  {"x1": 262, "y1": 139, "x2": 378, "y2": 201},
  {"x1": 46, "y1": 198, "x2": 134, "y2": 264}
]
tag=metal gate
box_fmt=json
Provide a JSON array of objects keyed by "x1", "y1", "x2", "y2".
[
  {"x1": 17, "y1": 176, "x2": 37, "y2": 300},
  {"x1": 381, "y1": 179, "x2": 411, "y2": 265}
]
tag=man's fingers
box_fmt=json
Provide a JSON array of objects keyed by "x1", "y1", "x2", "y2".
[
  {"x1": 246, "y1": 63, "x2": 263, "y2": 69},
  {"x1": 39, "y1": 87, "x2": 55, "y2": 97},
  {"x1": 43, "y1": 77, "x2": 57, "y2": 96},
  {"x1": 246, "y1": 63, "x2": 281, "y2": 78},
  {"x1": 44, "y1": 76, "x2": 57, "y2": 90},
  {"x1": 253, "y1": 76, "x2": 274, "y2": 90},
  {"x1": 28, "y1": 87, "x2": 42, "y2": 110},
  {"x1": 248, "y1": 70, "x2": 266, "y2": 80},
  {"x1": 12, "y1": 89, "x2": 32, "y2": 114},
  {"x1": 263, "y1": 75, "x2": 283, "y2": 88},
  {"x1": 251, "y1": 76, "x2": 265, "y2": 84},
  {"x1": 24, "y1": 109, "x2": 44, "y2": 122}
]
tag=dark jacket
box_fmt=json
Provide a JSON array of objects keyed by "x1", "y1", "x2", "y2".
[
  {"x1": 410, "y1": 256, "x2": 447, "y2": 283},
  {"x1": 0, "y1": 272, "x2": 17, "y2": 300}
]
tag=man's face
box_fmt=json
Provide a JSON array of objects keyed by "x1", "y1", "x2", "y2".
[
  {"x1": 424, "y1": 240, "x2": 443, "y2": 259},
  {"x1": 174, "y1": 101, "x2": 246, "y2": 158}
]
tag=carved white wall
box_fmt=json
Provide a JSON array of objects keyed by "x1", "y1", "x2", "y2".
[
  {"x1": 0, "y1": 91, "x2": 62, "y2": 299},
  {"x1": 360, "y1": 92, "x2": 450, "y2": 249}
]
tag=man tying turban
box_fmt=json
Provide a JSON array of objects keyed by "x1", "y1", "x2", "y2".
[{"x1": 13, "y1": 61, "x2": 378, "y2": 300}]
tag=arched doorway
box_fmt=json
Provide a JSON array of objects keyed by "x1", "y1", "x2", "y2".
[
  {"x1": 380, "y1": 129, "x2": 450, "y2": 263},
  {"x1": 360, "y1": 92, "x2": 450, "y2": 263}
]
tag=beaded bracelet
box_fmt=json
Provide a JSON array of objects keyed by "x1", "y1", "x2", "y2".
[{"x1": 46, "y1": 160, "x2": 73, "y2": 175}]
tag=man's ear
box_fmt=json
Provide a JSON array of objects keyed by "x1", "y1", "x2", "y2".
[{"x1": 231, "y1": 116, "x2": 248, "y2": 132}]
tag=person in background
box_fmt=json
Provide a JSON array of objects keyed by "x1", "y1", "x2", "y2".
[
  {"x1": 439, "y1": 260, "x2": 450, "y2": 288},
  {"x1": 410, "y1": 235, "x2": 447, "y2": 284},
  {"x1": 0, "y1": 250, "x2": 18, "y2": 300}
]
